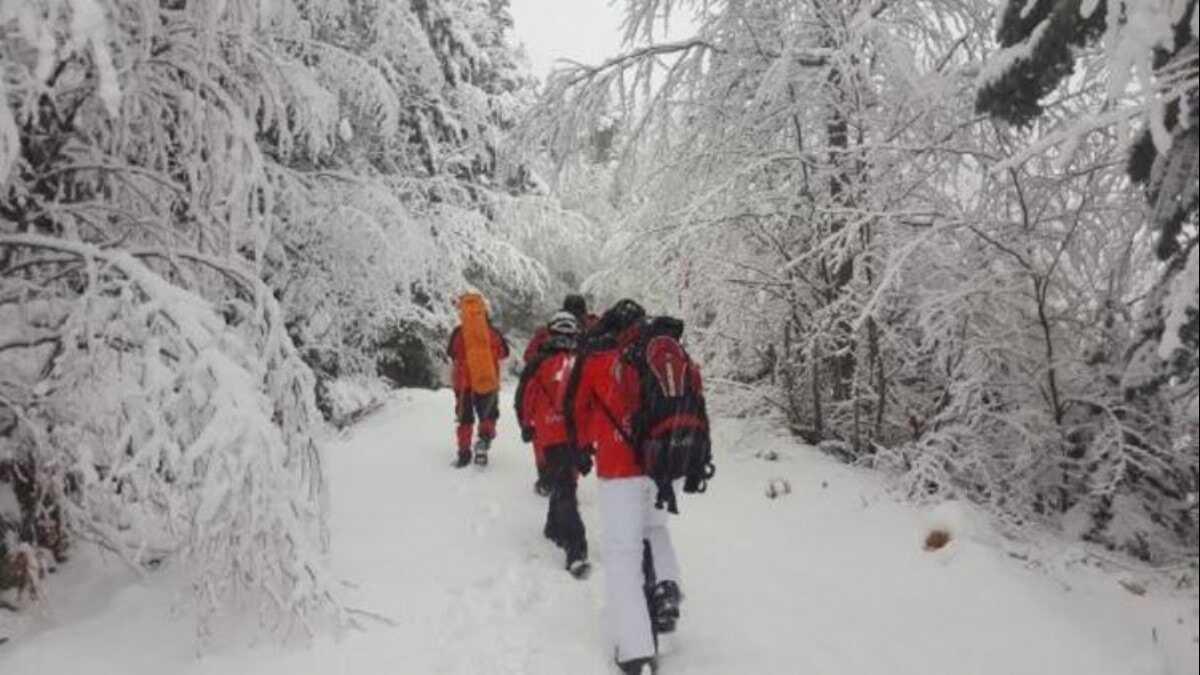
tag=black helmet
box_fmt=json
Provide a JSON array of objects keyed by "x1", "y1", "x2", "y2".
[
  {"x1": 562, "y1": 294, "x2": 587, "y2": 319},
  {"x1": 599, "y1": 298, "x2": 646, "y2": 334}
]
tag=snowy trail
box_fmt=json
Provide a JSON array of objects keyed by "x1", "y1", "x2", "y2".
[{"x1": 2, "y1": 388, "x2": 1196, "y2": 674}]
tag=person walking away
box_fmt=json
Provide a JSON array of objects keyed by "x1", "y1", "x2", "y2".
[
  {"x1": 566, "y1": 299, "x2": 704, "y2": 675},
  {"x1": 447, "y1": 292, "x2": 509, "y2": 467},
  {"x1": 524, "y1": 294, "x2": 597, "y2": 364},
  {"x1": 563, "y1": 293, "x2": 599, "y2": 332},
  {"x1": 515, "y1": 312, "x2": 591, "y2": 577},
  {"x1": 522, "y1": 294, "x2": 597, "y2": 490}
]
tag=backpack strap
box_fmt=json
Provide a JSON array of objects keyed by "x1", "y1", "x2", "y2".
[
  {"x1": 514, "y1": 352, "x2": 549, "y2": 431},
  {"x1": 594, "y1": 396, "x2": 637, "y2": 450},
  {"x1": 655, "y1": 479, "x2": 678, "y2": 515}
]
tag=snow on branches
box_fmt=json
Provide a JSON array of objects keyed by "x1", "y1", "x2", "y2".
[
  {"x1": 0, "y1": 234, "x2": 334, "y2": 635},
  {"x1": 0, "y1": 0, "x2": 571, "y2": 637},
  {"x1": 530, "y1": 0, "x2": 1197, "y2": 562}
]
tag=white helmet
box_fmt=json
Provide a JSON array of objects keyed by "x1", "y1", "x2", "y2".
[{"x1": 547, "y1": 311, "x2": 579, "y2": 336}]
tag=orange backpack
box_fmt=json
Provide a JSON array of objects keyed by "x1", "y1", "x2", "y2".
[{"x1": 459, "y1": 293, "x2": 500, "y2": 394}]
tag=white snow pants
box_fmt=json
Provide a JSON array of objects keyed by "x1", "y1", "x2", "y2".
[{"x1": 599, "y1": 476, "x2": 682, "y2": 662}]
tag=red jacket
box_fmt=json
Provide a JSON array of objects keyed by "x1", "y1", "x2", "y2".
[
  {"x1": 447, "y1": 325, "x2": 509, "y2": 393},
  {"x1": 566, "y1": 328, "x2": 644, "y2": 479},
  {"x1": 524, "y1": 326, "x2": 551, "y2": 364},
  {"x1": 517, "y1": 345, "x2": 577, "y2": 457}
]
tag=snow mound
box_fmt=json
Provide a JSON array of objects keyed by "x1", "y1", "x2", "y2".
[{"x1": 327, "y1": 377, "x2": 390, "y2": 429}]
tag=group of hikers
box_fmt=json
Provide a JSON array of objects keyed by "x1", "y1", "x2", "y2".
[{"x1": 446, "y1": 291, "x2": 715, "y2": 675}]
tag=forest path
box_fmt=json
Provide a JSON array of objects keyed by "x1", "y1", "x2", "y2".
[{"x1": 1, "y1": 388, "x2": 1194, "y2": 674}]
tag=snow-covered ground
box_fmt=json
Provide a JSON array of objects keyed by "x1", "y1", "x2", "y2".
[{"x1": 2, "y1": 388, "x2": 1197, "y2": 674}]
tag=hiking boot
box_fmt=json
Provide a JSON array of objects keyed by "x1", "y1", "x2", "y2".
[
  {"x1": 565, "y1": 541, "x2": 590, "y2": 577},
  {"x1": 650, "y1": 580, "x2": 682, "y2": 634},
  {"x1": 453, "y1": 451, "x2": 471, "y2": 468},
  {"x1": 617, "y1": 656, "x2": 656, "y2": 674},
  {"x1": 473, "y1": 438, "x2": 490, "y2": 466},
  {"x1": 566, "y1": 558, "x2": 591, "y2": 579}
]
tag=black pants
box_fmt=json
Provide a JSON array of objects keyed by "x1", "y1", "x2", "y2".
[
  {"x1": 455, "y1": 390, "x2": 499, "y2": 452},
  {"x1": 455, "y1": 389, "x2": 499, "y2": 426},
  {"x1": 543, "y1": 445, "x2": 587, "y2": 564}
]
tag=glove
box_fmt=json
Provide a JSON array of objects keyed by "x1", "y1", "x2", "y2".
[
  {"x1": 521, "y1": 426, "x2": 534, "y2": 443},
  {"x1": 575, "y1": 447, "x2": 594, "y2": 476},
  {"x1": 683, "y1": 460, "x2": 715, "y2": 494}
]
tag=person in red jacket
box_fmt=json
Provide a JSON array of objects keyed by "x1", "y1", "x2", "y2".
[
  {"x1": 447, "y1": 294, "x2": 510, "y2": 467},
  {"x1": 524, "y1": 294, "x2": 597, "y2": 364},
  {"x1": 522, "y1": 294, "x2": 597, "y2": 488},
  {"x1": 565, "y1": 299, "x2": 682, "y2": 675},
  {"x1": 515, "y1": 311, "x2": 590, "y2": 577}
]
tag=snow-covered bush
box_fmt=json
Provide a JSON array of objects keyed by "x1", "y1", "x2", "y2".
[
  {"x1": 0, "y1": 235, "x2": 334, "y2": 633},
  {"x1": 326, "y1": 376, "x2": 390, "y2": 429}
]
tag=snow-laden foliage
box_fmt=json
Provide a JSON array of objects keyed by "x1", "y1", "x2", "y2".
[
  {"x1": 0, "y1": 0, "x2": 594, "y2": 635},
  {"x1": 0, "y1": 237, "x2": 332, "y2": 633},
  {"x1": 253, "y1": 0, "x2": 602, "y2": 386},
  {"x1": 0, "y1": 0, "x2": 344, "y2": 633},
  {"x1": 529, "y1": 0, "x2": 1198, "y2": 561},
  {"x1": 976, "y1": 0, "x2": 1198, "y2": 360}
]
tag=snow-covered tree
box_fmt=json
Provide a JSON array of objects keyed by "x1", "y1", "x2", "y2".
[
  {"x1": 975, "y1": 0, "x2": 1197, "y2": 408},
  {"x1": 0, "y1": 0, "x2": 594, "y2": 635},
  {"x1": 974, "y1": 0, "x2": 1198, "y2": 558},
  {"x1": 260, "y1": 0, "x2": 597, "y2": 390},
  {"x1": 531, "y1": 0, "x2": 998, "y2": 441},
  {"x1": 528, "y1": 0, "x2": 1197, "y2": 561},
  {"x1": 0, "y1": 0, "x2": 344, "y2": 633},
  {"x1": 976, "y1": 0, "x2": 1197, "y2": 264}
]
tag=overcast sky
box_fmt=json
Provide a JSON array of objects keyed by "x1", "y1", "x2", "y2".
[{"x1": 508, "y1": 0, "x2": 627, "y2": 78}]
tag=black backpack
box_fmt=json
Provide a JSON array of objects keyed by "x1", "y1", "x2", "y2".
[{"x1": 625, "y1": 317, "x2": 715, "y2": 513}]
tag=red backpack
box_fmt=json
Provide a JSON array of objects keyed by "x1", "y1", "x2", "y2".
[{"x1": 625, "y1": 317, "x2": 715, "y2": 513}]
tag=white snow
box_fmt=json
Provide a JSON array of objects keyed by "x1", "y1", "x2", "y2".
[
  {"x1": 1159, "y1": 245, "x2": 1199, "y2": 361},
  {"x1": 326, "y1": 376, "x2": 389, "y2": 428},
  {"x1": 0, "y1": 482, "x2": 18, "y2": 521},
  {"x1": 68, "y1": 0, "x2": 121, "y2": 117},
  {"x1": 975, "y1": 18, "x2": 1051, "y2": 92},
  {"x1": 0, "y1": 80, "x2": 18, "y2": 186},
  {"x1": 2, "y1": 388, "x2": 1197, "y2": 674}
]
